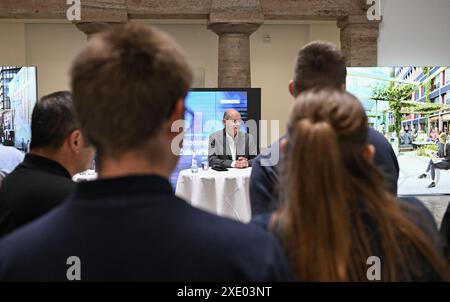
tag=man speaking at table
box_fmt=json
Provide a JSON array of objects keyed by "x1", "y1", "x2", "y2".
[{"x1": 208, "y1": 109, "x2": 257, "y2": 169}]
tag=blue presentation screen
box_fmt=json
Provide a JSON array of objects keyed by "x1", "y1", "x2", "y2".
[{"x1": 169, "y1": 90, "x2": 249, "y2": 187}]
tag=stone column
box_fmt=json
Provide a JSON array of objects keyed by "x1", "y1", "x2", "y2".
[
  {"x1": 208, "y1": 0, "x2": 263, "y2": 88},
  {"x1": 338, "y1": 15, "x2": 381, "y2": 66},
  {"x1": 208, "y1": 23, "x2": 261, "y2": 88}
]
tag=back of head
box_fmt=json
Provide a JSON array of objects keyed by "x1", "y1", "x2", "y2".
[
  {"x1": 293, "y1": 41, "x2": 347, "y2": 96},
  {"x1": 30, "y1": 91, "x2": 78, "y2": 150},
  {"x1": 274, "y1": 88, "x2": 448, "y2": 281},
  {"x1": 70, "y1": 22, "x2": 192, "y2": 157}
]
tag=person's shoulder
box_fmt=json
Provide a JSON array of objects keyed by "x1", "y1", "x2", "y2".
[
  {"x1": 253, "y1": 137, "x2": 284, "y2": 163},
  {"x1": 159, "y1": 197, "x2": 290, "y2": 277},
  {"x1": 26, "y1": 166, "x2": 74, "y2": 185},
  {"x1": 367, "y1": 127, "x2": 390, "y2": 146},
  {"x1": 250, "y1": 213, "x2": 272, "y2": 231},
  {"x1": 252, "y1": 136, "x2": 285, "y2": 171},
  {"x1": 16, "y1": 168, "x2": 75, "y2": 193},
  {"x1": 202, "y1": 215, "x2": 290, "y2": 279},
  {"x1": 1, "y1": 167, "x2": 74, "y2": 207},
  {"x1": 176, "y1": 199, "x2": 278, "y2": 247},
  {"x1": 0, "y1": 201, "x2": 68, "y2": 256},
  {"x1": 0, "y1": 164, "x2": 28, "y2": 188},
  {"x1": 181, "y1": 199, "x2": 265, "y2": 233},
  {"x1": 399, "y1": 197, "x2": 434, "y2": 220},
  {"x1": 398, "y1": 197, "x2": 440, "y2": 244},
  {"x1": 210, "y1": 129, "x2": 223, "y2": 138}
]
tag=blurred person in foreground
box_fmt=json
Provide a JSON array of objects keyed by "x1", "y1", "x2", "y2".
[{"x1": 0, "y1": 23, "x2": 292, "y2": 282}]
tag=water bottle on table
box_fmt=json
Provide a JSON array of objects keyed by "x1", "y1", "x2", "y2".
[
  {"x1": 191, "y1": 153, "x2": 198, "y2": 173},
  {"x1": 201, "y1": 156, "x2": 209, "y2": 171}
]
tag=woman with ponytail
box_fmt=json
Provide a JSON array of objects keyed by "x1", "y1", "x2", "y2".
[{"x1": 255, "y1": 88, "x2": 449, "y2": 281}]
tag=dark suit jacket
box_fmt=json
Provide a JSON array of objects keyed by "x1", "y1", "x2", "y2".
[
  {"x1": 0, "y1": 154, "x2": 74, "y2": 238},
  {"x1": 0, "y1": 175, "x2": 293, "y2": 281},
  {"x1": 249, "y1": 128, "x2": 400, "y2": 216},
  {"x1": 208, "y1": 129, "x2": 257, "y2": 168}
]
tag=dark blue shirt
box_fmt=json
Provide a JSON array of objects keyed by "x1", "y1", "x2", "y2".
[
  {"x1": 250, "y1": 128, "x2": 400, "y2": 216},
  {"x1": 0, "y1": 175, "x2": 294, "y2": 281}
]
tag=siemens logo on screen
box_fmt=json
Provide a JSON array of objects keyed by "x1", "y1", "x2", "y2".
[{"x1": 219, "y1": 99, "x2": 241, "y2": 104}]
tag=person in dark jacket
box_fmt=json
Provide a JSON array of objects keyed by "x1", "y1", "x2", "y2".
[
  {"x1": 0, "y1": 23, "x2": 293, "y2": 282},
  {"x1": 0, "y1": 91, "x2": 95, "y2": 238},
  {"x1": 418, "y1": 133, "x2": 450, "y2": 188},
  {"x1": 250, "y1": 41, "x2": 399, "y2": 217},
  {"x1": 253, "y1": 88, "x2": 448, "y2": 281}
]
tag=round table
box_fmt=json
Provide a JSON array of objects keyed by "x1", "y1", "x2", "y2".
[{"x1": 175, "y1": 167, "x2": 252, "y2": 223}]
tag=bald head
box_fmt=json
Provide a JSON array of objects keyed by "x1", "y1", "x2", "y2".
[
  {"x1": 223, "y1": 109, "x2": 241, "y2": 137},
  {"x1": 223, "y1": 109, "x2": 241, "y2": 121}
]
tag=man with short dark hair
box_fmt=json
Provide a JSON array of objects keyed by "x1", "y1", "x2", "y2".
[
  {"x1": 0, "y1": 23, "x2": 292, "y2": 281},
  {"x1": 291, "y1": 40, "x2": 347, "y2": 94},
  {"x1": 0, "y1": 91, "x2": 95, "y2": 238},
  {"x1": 250, "y1": 41, "x2": 400, "y2": 216}
]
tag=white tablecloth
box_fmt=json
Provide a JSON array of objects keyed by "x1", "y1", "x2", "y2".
[
  {"x1": 72, "y1": 170, "x2": 97, "y2": 182},
  {"x1": 175, "y1": 168, "x2": 252, "y2": 223}
]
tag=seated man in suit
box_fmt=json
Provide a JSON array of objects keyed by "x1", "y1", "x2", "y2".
[{"x1": 208, "y1": 109, "x2": 257, "y2": 169}]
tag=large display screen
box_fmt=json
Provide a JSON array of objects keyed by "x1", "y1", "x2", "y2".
[
  {"x1": 169, "y1": 88, "x2": 261, "y2": 187},
  {"x1": 347, "y1": 66, "x2": 450, "y2": 196}
]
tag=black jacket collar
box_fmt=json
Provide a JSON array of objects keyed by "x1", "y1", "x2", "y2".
[
  {"x1": 74, "y1": 174, "x2": 173, "y2": 200},
  {"x1": 22, "y1": 153, "x2": 71, "y2": 179}
]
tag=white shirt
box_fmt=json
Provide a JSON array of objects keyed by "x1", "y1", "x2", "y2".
[
  {"x1": 226, "y1": 133, "x2": 237, "y2": 167},
  {"x1": 0, "y1": 144, "x2": 25, "y2": 174}
]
